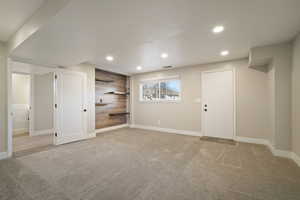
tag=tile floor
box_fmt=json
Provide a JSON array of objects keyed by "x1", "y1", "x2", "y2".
[{"x1": 1, "y1": 128, "x2": 300, "y2": 200}]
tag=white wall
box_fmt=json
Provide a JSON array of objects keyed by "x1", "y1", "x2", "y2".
[
  {"x1": 274, "y1": 44, "x2": 292, "y2": 151},
  {"x1": 292, "y1": 34, "x2": 300, "y2": 157},
  {"x1": 131, "y1": 59, "x2": 271, "y2": 139},
  {"x1": 267, "y1": 65, "x2": 276, "y2": 145},
  {"x1": 0, "y1": 42, "x2": 7, "y2": 153},
  {"x1": 250, "y1": 43, "x2": 292, "y2": 151},
  {"x1": 236, "y1": 61, "x2": 271, "y2": 139},
  {"x1": 12, "y1": 73, "x2": 30, "y2": 135}
]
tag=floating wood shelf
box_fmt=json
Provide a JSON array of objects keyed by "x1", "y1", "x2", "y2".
[
  {"x1": 95, "y1": 103, "x2": 110, "y2": 106},
  {"x1": 109, "y1": 112, "x2": 130, "y2": 116},
  {"x1": 104, "y1": 91, "x2": 129, "y2": 95},
  {"x1": 95, "y1": 78, "x2": 114, "y2": 83}
]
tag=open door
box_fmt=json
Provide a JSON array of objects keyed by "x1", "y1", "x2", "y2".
[
  {"x1": 30, "y1": 73, "x2": 54, "y2": 136},
  {"x1": 54, "y1": 70, "x2": 88, "y2": 145}
]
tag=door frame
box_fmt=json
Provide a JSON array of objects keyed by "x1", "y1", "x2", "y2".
[
  {"x1": 10, "y1": 72, "x2": 32, "y2": 136},
  {"x1": 6, "y1": 59, "x2": 89, "y2": 156},
  {"x1": 29, "y1": 74, "x2": 34, "y2": 136},
  {"x1": 200, "y1": 68, "x2": 237, "y2": 140},
  {"x1": 29, "y1": 72, "x2": 56, "y2": 137},
  {"x1": 7, "y1": 58, "x2": 13, "y2": 157},
  {"x1": 6, "y1": 59, "x2": 55, "y2": 156}
]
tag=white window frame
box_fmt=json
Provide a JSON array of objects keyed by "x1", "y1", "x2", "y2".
[{"x1": 139, "y1": 76, "x2": 181, "y2": 102}]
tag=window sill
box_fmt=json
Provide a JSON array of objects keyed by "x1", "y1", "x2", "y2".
[{"x1": 139, "y1": 100, "x2": 181, "y2": 103}]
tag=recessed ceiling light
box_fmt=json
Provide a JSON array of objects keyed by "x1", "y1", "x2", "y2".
[
  {"x1": 220, "y1": 50, "x2": 229, "y2": 56},
  {"x1": 106, "y1": 56, "x2": 114, "y2": 61},
  {"x1": 213, "y1": 25, "x2": 224, "y2": 34},
  {"x1": 136, "y1": 66, "x2": 142, "y2": 70},
  {"x1": 161, "y1": 53, "x2": 168, "y2": 59}
]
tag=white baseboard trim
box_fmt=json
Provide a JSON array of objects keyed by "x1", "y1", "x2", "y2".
[
  {"x1": 130, "y1": 124, "x2": 202, "y2": 137},
  {"x1": 13, "y1": 128, "x2": 28, "y2": 135},
  {"x1": 95, "y1": 124, "x2": 129, "y2": 134},
  {"x1": 0, "y1": 152, "x2": 9, "y2": 160},
  {"x1": 291, "y1": 152, "x2": 300, "y2": 167},
  {"x1": 235, "y1": 136, "x2": 270, "y2": 145},
  {"x1": 271, "y1": 147, "x2": 292, "y2": 158},
  {"x1": 30, "y1": 129, "x2": 54, "y2": 136},
  {"x1": 87, "y1": 132, "x2": 96, "y2": 139},
  {"x1": 236, "y1": 136, "x2": 299, "y2": 167}
]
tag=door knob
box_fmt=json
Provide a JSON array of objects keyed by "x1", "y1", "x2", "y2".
[
  {"x1": 204, "y1": 109, "x2": 207, "y2": 112},
  {"x1": 83, "y1": 109, "x2": 87, "y2": 112}
]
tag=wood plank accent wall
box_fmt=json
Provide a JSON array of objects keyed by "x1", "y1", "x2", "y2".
[{"x1": 95, "y1": 69, "x2": 129, "y2": 129}]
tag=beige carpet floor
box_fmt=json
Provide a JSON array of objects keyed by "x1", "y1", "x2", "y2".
[
  {"x1": 13, "y1": 133, "x2": 53, "y2": 157},
  {"x1": 1, "y1": 128, "x2": 300, "y2": 200}
]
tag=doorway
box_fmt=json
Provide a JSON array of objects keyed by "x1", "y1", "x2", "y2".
[
  {"x1": 11, "y1": 72, "x2": 54, "y2": 156},
  {"x1": 201, "y1": 69, "x2": 236, "y2": 140},
  {"x1": 7, "y1": 60, "x2": 89, "y2": 157}
]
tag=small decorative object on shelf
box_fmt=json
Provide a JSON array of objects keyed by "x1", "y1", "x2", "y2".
[{"x1": 95, "y1": 97, "x2": 109, "y2": 106}]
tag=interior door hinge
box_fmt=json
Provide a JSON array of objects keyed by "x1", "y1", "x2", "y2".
[
  {"x1": 55, "y1": 74, "x2": 58, "y2": 79},
  {"x1": 55, "y1": 132, "x2": 58, "y2": 137},
  {"x1": 55, "y1": 104, "x2": 57, "y2": 108}
]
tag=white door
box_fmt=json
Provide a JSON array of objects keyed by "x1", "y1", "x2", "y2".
[
  {"x1": 30, "y1": 73, "x2": 54, "y2": 136},
  {"x1": 202, "y1": 70, "x2": 234, "y2": 139},
  {"x1": 54, "y1": 71, "x2": 87, "y2": 145}
]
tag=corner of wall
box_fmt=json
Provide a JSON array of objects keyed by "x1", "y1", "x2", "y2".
[
  {"x1": 250, "y1": 42, "x2": 293, "y2": 152},
  {"x1": 0, "y1": 42, "x2": 8, "y2": 153},
  {"x1": 291, "y1": 33, "x2": 300, "y2": 158}
]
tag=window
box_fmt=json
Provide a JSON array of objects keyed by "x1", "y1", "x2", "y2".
[
  {"x1": 159, "y1": 79, "x2": 181, "y2": 100},
  {"x1": 141, "y1": 82, "x2": 159, "y2": 101},
  {"x1": 140, "y1": 77, "x2": 181, "y2": 102}
]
